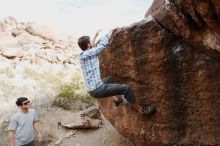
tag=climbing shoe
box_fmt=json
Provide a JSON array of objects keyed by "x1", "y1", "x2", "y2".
[
  {"x1": 113, "y1": 95, "x2": 127, "y2": 107},
  {"x1": 142, "y1": 104, "x2": 156, "y2": 117}
]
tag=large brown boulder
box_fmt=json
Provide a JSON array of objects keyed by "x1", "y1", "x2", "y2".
[{"x1": 98, "y1": 0, "x2": 220, "y2": 146}]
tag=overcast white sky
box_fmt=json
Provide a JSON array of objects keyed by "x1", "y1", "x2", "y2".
[{"x1": 0, "y1": 0, "x2": 153, "y2": 37}]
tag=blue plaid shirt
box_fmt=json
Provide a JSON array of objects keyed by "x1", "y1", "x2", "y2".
[{"x1": 79, "y1": 34, "x2": 111, "y2": 91}]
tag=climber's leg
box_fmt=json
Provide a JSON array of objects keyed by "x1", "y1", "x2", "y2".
[
  {"x1": 88, "y1": 83, "x2": 131, "y2": 100},
  {"x1": 102, "y1": 76, "x2": 113, "y2": 84},
  {"x1": 119, "y1": 87, "x2": 156, "y2": 116},
  {"x1": 101, "y1": 76, "x2": 128, "y2": 105},
  {"x1": 88, "y1": 83, "x2": 156, "y2": 116}
]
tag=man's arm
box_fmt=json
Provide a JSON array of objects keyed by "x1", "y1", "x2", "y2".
[
  {"x1": 91, "y1": 30, "x2": 102, "y2": 47},
  {"x1": 33, "y1": 122, "x2": 42, "y2": 142},
  {"x1": 8, "y1": 117, "x2": 17, "y2": 146},
  {"x1": 80, "y1": 34, "x2": 111, "y2": 58},
  {"x1": 9, "y1": 131, "x2": 15, "y2": 146}
]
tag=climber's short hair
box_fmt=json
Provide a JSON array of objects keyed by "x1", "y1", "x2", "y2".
[{"x1": 78, "y1": 36, "x2": 90, "y2": 51}]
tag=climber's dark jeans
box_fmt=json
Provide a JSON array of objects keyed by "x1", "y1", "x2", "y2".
[{"x1": 88, "y1": 76, "x2": 136, "y2": 104}]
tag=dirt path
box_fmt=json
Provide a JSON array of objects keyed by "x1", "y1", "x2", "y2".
[{"x1": 38, "y1": 107, "x2": 134, "y2": 146}]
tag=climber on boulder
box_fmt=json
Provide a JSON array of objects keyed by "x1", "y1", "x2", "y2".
[{"x1": 78, "y1": 29, "x2": 156, "y2": 116}]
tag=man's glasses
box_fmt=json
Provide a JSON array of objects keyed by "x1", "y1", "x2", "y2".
[{"x1": 22, "y1": 101, "x2": 30, "y2": 105}]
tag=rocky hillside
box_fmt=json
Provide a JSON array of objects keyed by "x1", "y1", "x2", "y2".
[
  {"x1": 0, "y1": 16, "x2": 78, "y2": 64},
  {"x1": 0, "y1": 16, "x2": 82, "y2": 124},
  {"x1": 98, "y1": 0, "x2": 220, "y2": 146}
]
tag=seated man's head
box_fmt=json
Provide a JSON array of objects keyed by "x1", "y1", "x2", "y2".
[{"x1": 78, "y1": 36, "x2": 92, "y2": 51}]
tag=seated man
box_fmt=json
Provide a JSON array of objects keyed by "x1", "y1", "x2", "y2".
[{"x1": 78, "y1": 30, "x2": 156, "y2": 116}]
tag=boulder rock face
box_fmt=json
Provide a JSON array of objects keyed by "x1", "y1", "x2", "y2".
[
  {"x1": 98, "y1": 0, "x2": 220, "y2": 146},
  {"x1": 148, "y1": 0, "x2": 220, "y2": 61}
]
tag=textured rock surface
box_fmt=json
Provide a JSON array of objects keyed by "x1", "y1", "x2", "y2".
[
  {"x1": 147, "y1": 0, "x2": 220, "y2": 61},
  {"x1": 98, "y1": 0, "x2": 220, "y2": 145},
  {"x1": 2, "y1": 48, "x2": 24, "y2": 58}
]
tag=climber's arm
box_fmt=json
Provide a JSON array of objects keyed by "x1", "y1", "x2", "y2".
[
  {"x1": 92, "y1": 29, "x2": 102, "y2": 47},
  {"x1": 80, "y1": 34, "x2": 111, "y2": 57}
]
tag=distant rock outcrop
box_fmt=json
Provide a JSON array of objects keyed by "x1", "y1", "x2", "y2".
[
  {"x1": 98, "y1": 0, "x2": 220, "y2": 146},
  {"x1": 0, "y1": 16, "x2": 78, "y2": 64},
  {"x1": 2, "y1": 48, "x2": 24, "y2": 58}
]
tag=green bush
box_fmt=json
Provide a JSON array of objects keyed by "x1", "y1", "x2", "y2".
[{"x1": 54, "y1": 76, "x2": 96, "y2": 110}]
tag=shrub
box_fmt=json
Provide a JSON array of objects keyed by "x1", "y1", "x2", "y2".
[{"x1": 54, "y1": 74, "x2": 96, "y2": 110}]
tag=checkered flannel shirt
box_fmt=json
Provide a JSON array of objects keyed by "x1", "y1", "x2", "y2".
[{"x1": 79, "y1": 34, "x2": 111, "y2": 91}]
